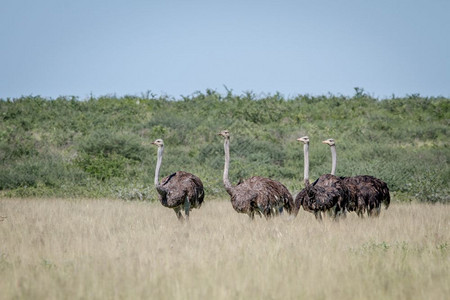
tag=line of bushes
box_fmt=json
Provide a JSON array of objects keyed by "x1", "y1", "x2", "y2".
[{"x1": 0, "y1": 90, "x2": 448, "y2": 202}]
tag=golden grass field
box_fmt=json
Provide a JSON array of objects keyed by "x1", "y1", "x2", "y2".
[{"x1": 1, "y1": 198, "x2": 449, "y2": 300}]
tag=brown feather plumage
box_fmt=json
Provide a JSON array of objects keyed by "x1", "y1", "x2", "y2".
[
  {"x1": 312, "y1": 174, "x2": 349, "y2": 217},
  {"x1": 295, "y1": 184, "x2": 342, "y2": 217},
  {"x1": 341, "y1": 175, "x2": 390, "y2": 217},
  {"x1": 219, "y1": 130, "x2": 294, "y2": 219},
  {"x1": 228, "y1": 176, "x2": 294, "y2": 219},
  {"x1": 158, "y1": 171, "x2": 204, "y2": 209}
]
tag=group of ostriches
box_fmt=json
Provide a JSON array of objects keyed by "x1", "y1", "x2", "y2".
[{"x1": 151, "y1": 131, "x2": 390, "y2": 221}]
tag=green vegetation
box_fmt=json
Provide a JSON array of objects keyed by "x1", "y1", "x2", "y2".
[{"x1": 0, "y1": 90, "x2": 448, "y2": 202}]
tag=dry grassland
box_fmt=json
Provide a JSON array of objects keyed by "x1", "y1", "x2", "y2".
[{"x1": 0, "y1": 198, "x2": 449, "y2": 300}]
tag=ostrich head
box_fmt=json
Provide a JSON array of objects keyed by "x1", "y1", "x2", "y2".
[
  {"x1": 151, "y1": 139, "x2": 164, "y2": 147},
  {"x1": 218, "y1": 130, "x2": 230, "y2": 139},
  {"x1": 297, "y1": 136, "x2": 309, "y2": 144},
  {"x1": 322, "y1": 138, "x2": 335, "y2": 146}
]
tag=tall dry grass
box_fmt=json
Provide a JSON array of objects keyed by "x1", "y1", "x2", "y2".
[{"x1": 0, "y1": 198, "x2": 449, "y2": 300}]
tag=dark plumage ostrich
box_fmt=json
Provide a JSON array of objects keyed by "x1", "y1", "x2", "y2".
[
  {"x1": 294, "y1": 136, "x2": 347, "y2": 220},
  {"x1": 218, "y1": 130, "x2": 294, "y2": 219},
  {"x1": 152, "y1": 139, "x2": 204, "y2": 221},
  {"x1": 343, "y1": 175, "x2": 390, "y2": 216},
  {"x1": 310, "y1": 138, "x2": 349, "y2": 218},
  {"x1": 309, "y1": 138, "x2": 353, "y2": 217},
  {"x1": 322, "y1": 138, "x2": 390, "y2": 217}
]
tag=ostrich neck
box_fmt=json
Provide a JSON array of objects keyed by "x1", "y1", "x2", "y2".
[
  {"x1": 223, "y1": 138, "x2": 233, "y2": 195},
  {"x1": 304, "y1": 143, "x2": 310, "y2": 186},
  {"x1": 154, "y1": 146, "x2": 166, "y2": 195},
  {"x1": 330, "y1": 145, "x2": 337, "y2": 175}
]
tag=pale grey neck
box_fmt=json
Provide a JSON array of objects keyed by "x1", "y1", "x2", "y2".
[
  {"x1": 154, "y1": 146, "x2": 164, "y2": 187},
  {"x1": 330, "y1": 145, "x2": 337, "y2": 175},
  {"x1": 304, "y1": 143, "x2": 310, "y2": 186},
  {"x1": 223, "y1": 138, "x2": 233, "y2": 194}
]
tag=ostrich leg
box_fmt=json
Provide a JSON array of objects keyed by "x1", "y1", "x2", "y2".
[
  {"x1": 184, "y1": 197, "x2": 190, "y2": 221},
  {"x1": 173, "y1": 207, "x2": 183, "y2": 220},
  {"x1": 314, "y1": 211, "x2": 323, "y2": 221}
]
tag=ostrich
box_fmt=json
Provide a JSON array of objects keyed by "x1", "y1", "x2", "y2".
[
  {"x1": 316, "y1": 138, "x2": 361, "y2": 216},
  {"x1": 322, "y1": 138, "x2": 390, "y2": 217},
  {"x1": 218, "y1": 130, "x2": 294, "y2": 219},
  {"x1": 309, "y1": 138, "x2": 350, "y2": 218},
  {"x1": 294, "y1": 136, "x2": 347, "y2": 220},
  {"x1": 152, "y1": 139, "x2": 204, "y2": 221}
]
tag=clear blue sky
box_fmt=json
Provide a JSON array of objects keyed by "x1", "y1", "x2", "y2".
[{"x1": 1, "y1": 0, "x2": 449, "y2": 99}]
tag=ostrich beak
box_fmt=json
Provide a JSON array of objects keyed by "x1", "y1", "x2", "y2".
[{"x1": 322, "y1": 140, "x2": 328, "y2": 144}]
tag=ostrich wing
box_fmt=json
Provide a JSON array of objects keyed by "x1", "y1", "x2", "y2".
[{"x1": 162, "y1": 173, "x2": 177, "y2": 185}]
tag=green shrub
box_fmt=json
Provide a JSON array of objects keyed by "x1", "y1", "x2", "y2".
[
  {"x1": 75, "y1": 153, "x2": 130, "y2": 181},
  {"x1": 0, "y1": 154, "x2": 85, "y2": 190},
  {"x1": 78, "y1": 130, "x2": 144, "y2": 161}
]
